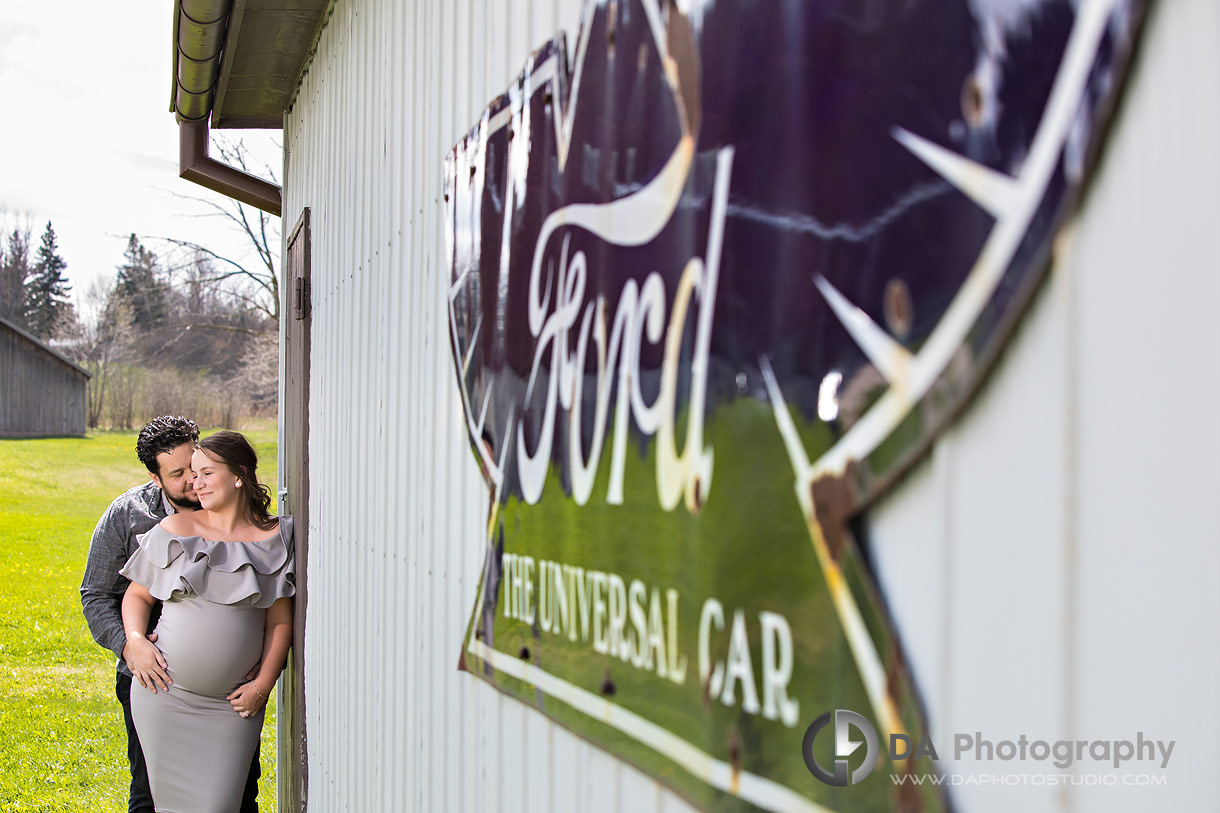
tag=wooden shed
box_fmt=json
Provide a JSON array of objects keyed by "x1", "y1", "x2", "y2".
[{"x1": 0, "y1": 317, "x2": 90, "y2": 438}]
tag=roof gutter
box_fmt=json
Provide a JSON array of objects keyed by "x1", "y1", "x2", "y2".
[
  {"x1": 172, "y1": 0, "x2": 282, "y2": 217},
  {"x1": 180, "y1": 121, "x2": 282, "y2": 216}
]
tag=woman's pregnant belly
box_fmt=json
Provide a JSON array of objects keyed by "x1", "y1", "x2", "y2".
[{"x1": 154, "y1": 597, "x2": 265, "y2": 696}]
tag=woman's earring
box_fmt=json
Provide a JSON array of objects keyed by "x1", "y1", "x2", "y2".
[{"x1": 235, "y1": 479, "x2": 243, "y2": 488}]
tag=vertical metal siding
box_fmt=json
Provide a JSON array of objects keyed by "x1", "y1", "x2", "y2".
[
  {"x1": 283, "y1": 0, "x2": 700, "y2": 809},
  {"x1": 282, "y1": 1, "x2": 1218, "y2": 811}
]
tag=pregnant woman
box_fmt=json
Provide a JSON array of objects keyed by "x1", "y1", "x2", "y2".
[{"x1": 120, "y1": 430, "x2": 294, "y2": 813}]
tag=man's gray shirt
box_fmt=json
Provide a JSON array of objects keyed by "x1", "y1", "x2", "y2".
[{"x1": 80, "y1": 480, "x2": 172, "y2": 677}]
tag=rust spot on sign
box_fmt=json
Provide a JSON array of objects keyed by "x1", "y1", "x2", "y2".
[
  {"x1": 600, "y1": 668, "x2": 616, "y2": 697},
  {"x1": 809, "y1": 463, "x2": 859, "y2": 563},
  {"x1": 728, "y1": 729, "x2": 741, "y2": 794}
]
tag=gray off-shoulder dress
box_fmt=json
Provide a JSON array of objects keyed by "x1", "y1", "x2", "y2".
[{"x1": 120, "y1": 517, "x2": 295, "y2": 813}]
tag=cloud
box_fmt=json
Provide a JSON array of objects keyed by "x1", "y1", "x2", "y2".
[
  {"x1": 0, "y1": 19, "x2": 40, "y2": 77},
  {"x1": 118, "y1": 150, "x2": 180, "y2": 174}
]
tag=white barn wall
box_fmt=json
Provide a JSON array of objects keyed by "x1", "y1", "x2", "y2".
[
  {"x1": 281, "y1": 0, "x2": 1218, "y2": 810},
  {"x1": 868, "y1": 2, "x2": 1220, "y2": 812},
  {"x1": 284, "y1": 0, "x2": 700, "y2": 810}
]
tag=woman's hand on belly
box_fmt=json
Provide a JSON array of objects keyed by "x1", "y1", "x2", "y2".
[
  {"x1": 226, "y1": 680, "x2": 270, "y2": 718},
  {"x1": 124, "y1": 634, "x2": 172, "y2": 693}
]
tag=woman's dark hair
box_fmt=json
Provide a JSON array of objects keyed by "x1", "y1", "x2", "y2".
[
  {"x1": 195, "y1": 430, "x2": 277, "y2": 531},
  {"x1": 136, "y1": 416, "x2": 200, "y2": 474}
]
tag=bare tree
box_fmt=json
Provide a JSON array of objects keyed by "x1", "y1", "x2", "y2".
[
  {"x1": 109, "y1": 363, "x2": 142, "y2": 430},
  {"x1": 156, "y1": 136, "x2": 281, "y2": 323},
  {"x1": 68, "y1": 277, "x2": 136, "y2": 428},
  {"x1": 233, "y1": 329, "x2": 279, "y2": 415},
  {"x1": 171, "y1": 249, "x2": 266, "y2": 335}
]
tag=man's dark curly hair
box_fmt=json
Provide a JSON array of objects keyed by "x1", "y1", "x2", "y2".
[{"x1": 136, "y1": 416, "x2": 201, "y2": 474}]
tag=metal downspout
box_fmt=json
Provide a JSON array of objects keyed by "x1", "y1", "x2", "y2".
[{"x1": 172, "y1": 0, "x2": 282, "y2": 217}]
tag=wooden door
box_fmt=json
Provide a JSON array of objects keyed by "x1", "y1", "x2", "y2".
[{"x1": 280, "y1": 207, "x2": 311, "y2": 812}]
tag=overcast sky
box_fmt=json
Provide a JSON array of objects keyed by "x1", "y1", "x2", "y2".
[{"x1": 1, "y1": 1, "x2": 281, "y2": 315}]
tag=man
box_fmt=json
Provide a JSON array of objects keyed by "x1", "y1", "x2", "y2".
[{"x1": 81, "y1": 416, "x2": 261, "y2": 812}]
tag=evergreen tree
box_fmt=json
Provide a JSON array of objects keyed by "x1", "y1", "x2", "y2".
[
  {"x1": 25, "y1": 222, "x2": 72, "y2": 339},
  {"x1": 115, "y1": 233, "x2": 168, "y2": 331},
  {"x1": 0, "y1": 228, "x2": 33, "y2": 328}
]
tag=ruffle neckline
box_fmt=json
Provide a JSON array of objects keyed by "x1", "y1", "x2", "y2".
[{"x1": 120, "y1": 517, "x2": 296, "y2": 609}]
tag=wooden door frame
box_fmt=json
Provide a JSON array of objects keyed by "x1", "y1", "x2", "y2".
[{"x1": 280, "y1": 206, "x2": 311, "y2": 812}]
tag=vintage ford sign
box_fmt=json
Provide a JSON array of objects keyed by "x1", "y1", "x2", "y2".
[{"x1": 444, "y1": 1, "x2": 1144, "y2": 809}]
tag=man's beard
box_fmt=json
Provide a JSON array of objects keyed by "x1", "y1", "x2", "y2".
[{"x1": 167, "y1": 491, "x2": 202, "y2": 512}]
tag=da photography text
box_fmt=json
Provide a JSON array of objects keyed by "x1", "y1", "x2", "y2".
[{"x1": 802, "y1": 709, "x2": 1175, "y2": 787}]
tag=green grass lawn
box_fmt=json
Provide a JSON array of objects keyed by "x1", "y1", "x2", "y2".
[{"x1": 0, "y1": 425, "x2": 279, "y2": 812}]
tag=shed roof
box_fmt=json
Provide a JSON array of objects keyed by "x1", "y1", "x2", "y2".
[
  {"x1": 0, "y1": 317, "x2": 92, "y2": 379},
  {"x1": 172, "y1": 0, "x2": 333, "y2": 129}
]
